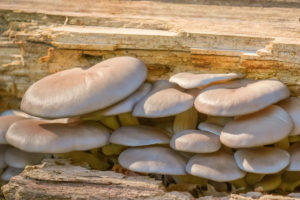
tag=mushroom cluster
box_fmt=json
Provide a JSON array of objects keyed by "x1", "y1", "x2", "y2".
[{"x1": 1, "y1": 56, "x2": 300, "y2": 195}]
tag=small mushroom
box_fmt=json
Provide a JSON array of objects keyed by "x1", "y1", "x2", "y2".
[
  {"x1": 118, "y1": 147, "x2": 187, "y2": 175},
  {"x1": 110, "y1": 125, "x2": 170, "y2": 146},
  {"x1": 186, "y1": 150, "x2": 246, "y2": 182},
  {"x1": 6, "y1": 119, "x2": 110, "y2": 153},
  {"x1": 286, "y1": 143, "x2": 300, "y2": 171},
  {"x1": 198, "y1": 122, "x2": 223, "y2": 136},
  {"x1": 169, "y1": 72, "x2": 242, "y2": 89},
  {"x1": 220, "y1": 105, "x2": 293, "y2": 148},
  {"x1": 234, "y1": 147, "x2": 290, "y2": 174},
  {"x1": 0, "y1": 116, "x2": 26, "y2": 144},
  {"x1": 133, "y1": 80, "x2": 194, "y2": 118},
  {"x1": 21, "y1": 56, "x2": 147, "y2": 118},
  {"x1": 170, "y1": 130, "x2": 221, "y2": 153},
  {"x1": 278, "y1": 97, "x2": 300, "y2": 136},
  {"x1": 194, "y1": 79, "x2": 290, "y2": 116}
]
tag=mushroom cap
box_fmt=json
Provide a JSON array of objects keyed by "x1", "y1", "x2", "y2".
[
  {"x1": 170, "y1": 129, "x2": 221, "y2": 153},
  {"x1": 287, "y1": 143, "x2": 300, "y2": 171},
  {"x1": 198, "y1": 122, "x2": 223, "y2": 136},
  {"x1": 6, "y1": 119, "x2": 110, "y2": 153},
  {"x1": 21, "y1": 56, "x2": 147, "y2": 118},
  {"x1": 4, "y1": 146, "x2": 45, "y2": 168},
  {"x1": 0, "y1": 116, "x2": 26, "y2": 144},
  {"x1": 186, "y1": 150, "x2": 246, "y2": 182},
  {"x1": 119, "y1": 147, "x2": 187, "y2": 175},
  {"x1": 1, "y1": 167, "x2": 23, "y2": 182},
  {"x1": 220, "y1": 105, "x2": 293, "y2": 148},
  {"x1": 0, "y1": 145, "x2": 7, "y2": 168},
  {"x1": 96, "y1": 83, "x2": 152, "y2": 116},
  {"x1": 110, "y1": 125, "x2": 170, "y2": 146},
  {"x1": 278, "y1": 97, "x2": 300, "y2": 136},
  {"x1": 169, "y1": 72, "x2": 243, "y2": 89},
  {"x1": 133, "y1": 80, "x2": 194, "y2": 118},
  {"x1": 234, "y1": 147, "x2": 290, "y2": 174},
  {"x1": 194, "y1": 79, "x2": 290, "y2": 116}
]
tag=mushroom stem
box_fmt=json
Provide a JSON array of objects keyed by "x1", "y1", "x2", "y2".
[
  {"x1": 274, "y1": 137, "x2": 290, "y2": 150},
  {"x1": 282, "y1": 171, "x2": 300, "y2": 182},
  {"x1": 289, "y1": 135, "x2": 300, "y2": 143},
  {"x1": 173, "y1": 107, "x2": 198, "y2": 133},
  {"x1": 102, "y1": 144, "x2": 125, "y2": 156},
  {"x1": 206, "y1": 116, "x2": 233, "y2": 126},
  {"x1": 56, "y1": 151, "x2": 110, "y2": 170},
  {"x1": 245, "y1": 173, "x2": 265, "y2": 185},
  {"x1": 173, "y1": 175, "x2": 207, "y2": 186},
  {"x1": 254, "y1": 174, "x2": 281, "y2": 192},
  {"x1": 231, "y1": 178, "x2": 248, "y2": 190},
  {"x1": 118, "y1": 112, "x2": 139, "y2": 126},
  {"x1": 99, "y1": 116, "x2": 120, "y2": 130},
  {"x1": 279, "y1": 180, "x2": 300, "y2": 192}
]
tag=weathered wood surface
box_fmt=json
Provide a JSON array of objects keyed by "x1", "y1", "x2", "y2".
[{"x1": 1, "y1": 0, "x2": 300, "y2": 111}]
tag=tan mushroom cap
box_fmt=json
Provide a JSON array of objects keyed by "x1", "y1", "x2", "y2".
[
  {"x1": 0, "y1": 116, "x2": 26, "y2": 144},
  {"x1": 278, "y1": 97, "x2": 300, "y2": 136},
  {"x1": 170, "y1": 130, "x2": 221, "y2": 153},
  {"x1": 287, "y1": 143, "x2": 300, "y2": 171},
  {"x1": 21, "y1": 56, "x2": 147, "y2": 118},
  {"x1": 4, "y1": 147, "x2": 45, "y2": 168},
  {"x1": 1, "y1": 167, "x2": 23, "y2": 182},
  {"x1": 133, "y1": 80, "x2": 194, "y2": 118},
  {"x1": 198, "y1": 122, "x2": 223, "y2": 136},
  {"x1": 194, "y1": 79, "x2": 290, "y2": 116},
  {"x1": 93, "y1": 83, "x2": 152, "y2": 116},
  {"x1": 110, "y1": 125, "x2": 170, "y2": 146},
  {"x1": 119, "y1": 147, "x2": 187, "y2": 175},
  {"x1": 186, "y1": 150, "x2": 246, "y2": 182},
  {"x1": 234, "y1": 147, "x2": 290, "y2": 174},
  {"x1": 169, "y1": 72, "x2": 243, "y2": 89},
  {"x1": 221, "y1": 105, "x2": 293, "y2": 148},
  {"x1": 6, "y1": 119, "x2": 110, "y2": 153}
]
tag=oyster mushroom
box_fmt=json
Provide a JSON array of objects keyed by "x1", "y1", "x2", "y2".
[
  {"x1": 110, "y1": 125, "x2": 170, "y2": 146},
  {"x1": 119, "y1": 146, "x2": 187, "y2": 175},
  {"x1": 170, "y1": 130, "x2": 221, "y2": 153},
  {"x1": 133, "y1": 80, "x2": 194, "y2": 118},
  {"x1": 286, "y1": 143, "x2": 300, "y2": 171},
  {"x1": 1, "y1": 167, "x2": 23, "y2": 182},
  {"x1": 186, "y1": 150, "x2": 246, "y2": 182},
  {"x1": 220, "y1": 105, "x2": 293, "y2": 148},
  {"x1": 21, "y1": 56, "x2": 147, "y2": 118},
  {"x1": 6, "y1": 119, "x2": 110, "y2": 153},
  {"x1": 234, "y1": 147, "x2": 290, "y2": 174},
  {"x1": 0, "y1": 116, "x2": 26, "y2": 144},
  {"x1": 198, "y1": 122, "x2": 223, "y2": 136},
  {"x1": 169, "y1": 72, "x2": 242, "y2": 89},
  {"x1": 194, "y1": 79, "x2": 290, "y2": 116}
]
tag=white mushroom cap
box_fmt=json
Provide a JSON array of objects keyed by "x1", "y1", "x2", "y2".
[
  {"x1": 194, "y1": 79, "x2": 290, "y2": 116},
  {"x1": 220, "y1": 105, "x2": 293, "y2": 148},
  {"x1": 133, "y1": 80, "x2": 194, "y2": 118},
  {"x1": 119, "y1": 147, "x2": 187, "y2": 175},
  {"x1": 198, "y1": 122, "x2": 223, "y2": 136},
  {"x1": 6, "y1": 119, "x2": 110, "y2": 153},
  {"x1": 0, "y1": 116, "x2": 26, "y2": 144},
  {"x1": 234, "y1": 147, "x2": 290, "y2": 174},
  {"x1": 99, "y1": 83, "x2": 152, "y2": 116},
  {"x1": 287, "y1": 143, "x2": 300, "y2": 171},
  {"x1": 186, "y1": 150, "x2": 246, "y2": 182},
  {"x1": 278, "y1": 97, "x2": 300, "y2": 136},
  {"x1": 1, "y1": 167, "x2": 23, "y2": 182},
  {"x1": 110, "y1": 125, "x2": 170, "y2": 146},
  {"x1": 0, "y1": 145, "x2": 7, "y2": 168},
  {"x1": 169, "y1": 72, "x2": 243, "y2": 89},
  {"x1": 4, "y1": 146, "x2": 45, "y2": 168},
  {"x1": 21, "y1": 56, "x2": 147, "y2": 118},
  {"x1": 170, "y1": 130, "x2": 221, "y2": 153}
]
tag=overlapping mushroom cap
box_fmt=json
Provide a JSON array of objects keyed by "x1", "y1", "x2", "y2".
[
  {"x1": 278, "y1": 97, "x2": 300, "y2": 136},
  {"x1": 198, "y1": 122, "x2": 223, "y2": 136},
  {"x1": 194, "y1": 79, "x2": 290, "y2": 116},
  {"x1": 0, "y1": 116, "x2": 26, "y2": 144},
  {"x1": 287, "y1": 143, "x2": 300, "y2": 171},
  {"x1": 220, "y1": 105, "x2": 293, "y2": 148},
  {"x1": 110, "y1": 125, "x2": 170, "y2": 146},
  {"x1": 21, "y1": 56, "x2": 147, "y2": 118},
  {"x1": 119, "y1": 147, "x2": 187, "y2": 175},
  {"x1": 234, "y1": 147, "x2": 290, "y2": 174},
  {"x1": 133, "y1": 80, "x2": 194, "y2": 118},
  {"x1": 6, "y1": 119, "x2": 110, "y2": 153},
  {"x1": 186, "y1": 150, "x2": 246, "y2": 182},
  {"x1": 169, "y1": 72, "x2": 242, "y2": 89},
  {"x1": 170, "y1": 130, "x2": 221, "y2": 153}
]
